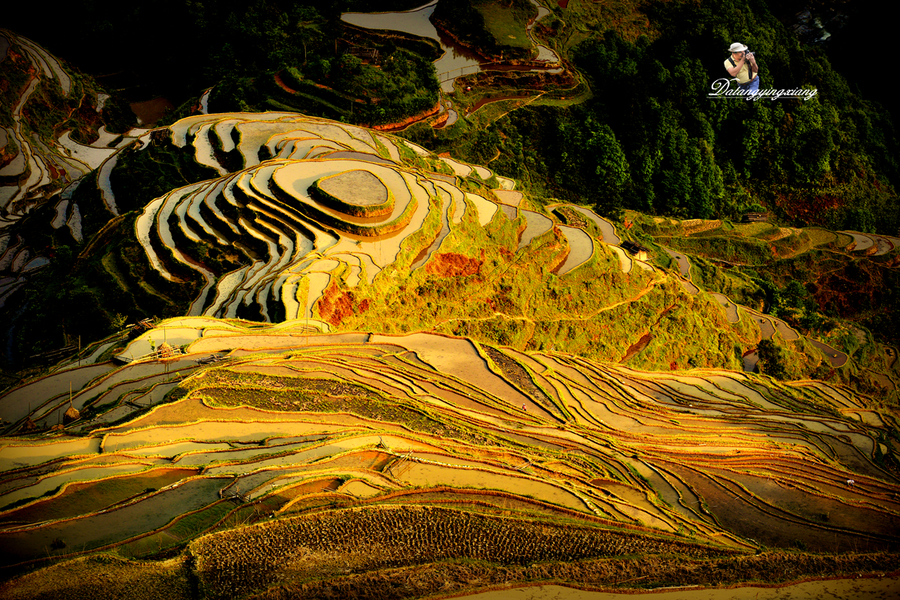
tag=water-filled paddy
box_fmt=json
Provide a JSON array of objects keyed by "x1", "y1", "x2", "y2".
[
  {"x1": 102, "y1": 421, "x2": 355, "y2": 453},
  {"x1": 710, "y1": 292, "x2": 740, "y2": 323},
  {"x1": 843, "y1": 231, "x2": 875, "y2": 252},
  {"x1": 807, "y1": 338, "x2": 848, "y2": 367},
  {"x1": 370, "y1": 333, "x2": 539, "y2": 411},
  {"x1": 518, "y1": 210, "x2": 552, "y2": 249},
  {"x1": 339, "y1": 479, "x2": 384, "y2": 498},
  {"x1": 556, "y1": 225, "x2": 594, "y2": 275},
  {"x1": 201, "y1": 434, "x2": 428, "y2": 476},
  {"x1": 466, "y1": 192, "x2": 498, "y2": 226},
  {"x1": 0, "y1": 363, "x2": 116, "y2": 425},
  {"x1": 608, "y1": 245, "x2": 632, "y2": 273},
  {"x1": 494, "y1": 189, "x2": 523, "y2": 206},
  {"x1": 398, "y1": 462, "x2": 588, "y2": 513},
  {"x1": 0, "y1": 467, "x2": 196, "y2": 525},
  {"x1": 0, "y1": 438, "x2": 100, "y2": 471},
  {"x1": 0, "y1": 463, "x2": 151, "y2": 511},
  {"x1": 0, "y1": 476, "x2": 228, "y2": 566},
  {"x1": 568, "y1": 206, "x2": 621, "y2": 245}
]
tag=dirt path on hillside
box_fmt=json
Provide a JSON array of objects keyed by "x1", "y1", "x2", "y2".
[
  {"x1": 438, "y1": 272, "x2": 665, "y2": 336},
  {"x1": 273, "y1": 72, "x2": 297, "y2": 94}
]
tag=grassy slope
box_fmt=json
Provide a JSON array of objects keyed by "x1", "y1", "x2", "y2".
[
  {"x1": 325, "y1": 192, "x2": 749, "y2": 372},
  {"x1": 626, "y1": 213, "x2": 900, "y2": 401}
]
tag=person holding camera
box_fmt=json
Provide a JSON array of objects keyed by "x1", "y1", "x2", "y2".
[{"x1": 725, "y1": 42, "x2": 760, "y2": 94}]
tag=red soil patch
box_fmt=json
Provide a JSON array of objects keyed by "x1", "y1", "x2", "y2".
[
  {"x1": 369, "y1": 102, "x2": 441, "y2": 132},
  {"x1": 769, "y1": 186, "x2": 843, "y2": 227},
  {"x1": 130, "y1": 97, "x2": 174, "y2": 126},
  {"x1": 425, "y1": 252, "x2": 483, "y2": 277},
  {"x1": 621, "y1": 332, "x2": 652, "y2": 362},
  {"x1": 317, "y1": 281, "x2": 370, "y2": 327},
  {"x1": 431, "y1": 110, "x2": 450, "y2": 128},
  {"x1": 273, "y1": 72, "x2": 296, "y2": 94},
  {"x1": 621, "y1": 304, "x2": 672, "y2": 363},
  {"x1": 279, "y1": 478, "x2": 343, "y2": 499},
  {"x1": 0, "y1": 147, "x2": 15, "y2": 170},
  {"x1": 341, "y1": 450, "x2": 393, "y2": 468},
  {"x1": 46, "y1": 161, "x2": 65, "y2": 180}
]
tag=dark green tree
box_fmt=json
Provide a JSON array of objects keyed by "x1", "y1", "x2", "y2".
[{"x1": 757, "y1": 339, "x2": 787, "y2": 379}]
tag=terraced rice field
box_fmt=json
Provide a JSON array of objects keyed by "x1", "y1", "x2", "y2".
[
  {"x1": 122, "y1": 113, "x2": 569, "y2": 323},
  {"x1": 2, "y1": 102, "x2": 899, "y2": 597},
  {"x1": 843, "y1": 231, "x2": 875, "y2": 253},
  {"x1": 517, "y1": 210, "x2": 553, "y2": 250},
  {"x1": 657, "y1": 240, "x2": 849, "y2": 372},
  {"x1": 106, "y1": 112, "x2": 683, "y2": 350},
  {"x1": 1, "y1": 326, "x2": 897, "y2": 597},
  {"x1": 710, "y1": 292, "x2": 740, "y2": 323},
  {"x1": 568, "y1": 205, "x2": 622, "y2": 245}
]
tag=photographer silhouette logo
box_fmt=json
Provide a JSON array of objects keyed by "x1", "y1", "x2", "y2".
[{"x1": 714, "y1": 43, "x2": 817, "y2": 101}]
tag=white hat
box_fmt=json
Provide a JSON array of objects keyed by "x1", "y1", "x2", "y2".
[{"x1": 728, "y1": 43, "x2": 748, "y2": 53}]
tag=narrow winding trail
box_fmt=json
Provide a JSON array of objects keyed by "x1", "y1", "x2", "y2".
[{"x1": 657, "y1": 243, "x2": 850, "y2": 371}]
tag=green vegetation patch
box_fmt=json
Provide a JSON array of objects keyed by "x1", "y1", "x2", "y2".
[
  {"x1": 431, "y1": 0, "x2": 538, "y2": 61},
  {"x1": 192, "y1": 369, "x2": 488, "y2": 445},
  {"x1": 475, "y1": 1, "x2": 536, "y2": 53},
  {"x1": 688, "y1": 257, "x2": 766, "y2": 310},
  {"x1": 657, "y1": 234, "x2": 774, "y2": 265}
]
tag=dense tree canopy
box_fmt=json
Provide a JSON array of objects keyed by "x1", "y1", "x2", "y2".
[
  {"x1": 414, "y1": 0, "x2": 898, "y2": 234},
  {"x1": 4, "y1": 0, "x2": 897, "y2": 232}
]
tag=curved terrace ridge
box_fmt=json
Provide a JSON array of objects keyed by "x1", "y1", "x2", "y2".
[{"x1": 310, "y1": 169, "x2": 393, "y2": 217}]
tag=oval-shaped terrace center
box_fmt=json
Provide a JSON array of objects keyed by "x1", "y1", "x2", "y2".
[{"x1": 311, "y1": 169, "x2": 393, "y2": 217}]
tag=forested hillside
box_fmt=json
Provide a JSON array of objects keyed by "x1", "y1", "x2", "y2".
[
  {"x1": 5, "y1": 0, "x2": 896, "y2": 233},
  {"x1": 414, "y1": 0, "x2": 898, "y2": 236}
]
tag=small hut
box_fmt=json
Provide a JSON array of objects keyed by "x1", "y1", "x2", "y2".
[
  {"x1": 347, "y1": 47, "x2": 379, "y2": 62},
  {"x1": 620, "y1": 241, "x2": 650, "y2": 261},
  {"x1": 63, "y1": 405, "x2": 80, "y2": 424},
  {"x1": 742, "y1": 212, "x2": 769, "y2": 223}
]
